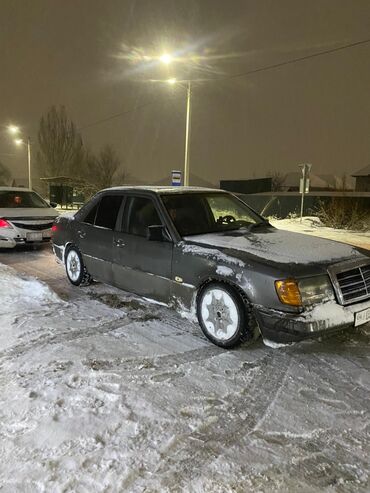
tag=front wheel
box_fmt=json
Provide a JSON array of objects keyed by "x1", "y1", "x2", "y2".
[
  {"x1": 65, "y1": 246, "x2": 92, "y2": 286},
  {"x1": 197, "y1": 283, "x2": 252, "y2": 348}
]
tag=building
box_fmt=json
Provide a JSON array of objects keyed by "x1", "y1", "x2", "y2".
[
  {"x1": 281, "y1": 172, "x2": 353, "y2": 191},
  {"x1": 353, "y1": 165, "x2": 370, "y2": 192}
]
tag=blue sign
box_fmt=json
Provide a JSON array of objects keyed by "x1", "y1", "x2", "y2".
[{"x1": 171, "y1": 170, "x2": 182, "y2": 186}]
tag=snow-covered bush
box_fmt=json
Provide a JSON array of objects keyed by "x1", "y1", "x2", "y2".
[{"x1": 317, "y1": 197, "x2": 369, "y2": 231}]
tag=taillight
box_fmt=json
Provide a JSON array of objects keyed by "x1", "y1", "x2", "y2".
[
  {"x1": 0, "y1": 219, "x2": 12, "y2": 228},
  {"x1": 51, "y1": 224, "x2": 57, "y2": 232}
]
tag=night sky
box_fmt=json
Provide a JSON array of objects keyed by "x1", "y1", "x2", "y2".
[{"x1": 1, "y1": 0, "x2": 369, "y2": 186}]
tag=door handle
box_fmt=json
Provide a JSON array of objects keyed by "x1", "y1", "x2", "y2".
[
  {"x1": 114, "y1": 239, "x2": 126, "y2": 247},
  {"x1": 77, "y1": 230, "x2": 86, "y2": 239}
]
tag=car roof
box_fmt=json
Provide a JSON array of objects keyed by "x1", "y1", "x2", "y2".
[
  {"x1": 0, "y1": 187, "x2": 33, "y2": 192},
  {"x1": 102, "y1": 185, "x2": 224, "y2": 194}
]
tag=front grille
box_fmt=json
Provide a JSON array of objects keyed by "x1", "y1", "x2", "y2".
[
  {"x1": 336, "y1": 264, "x2": 370, "y2": 304},
  {"x1": 12, "y1": 222, "x2": 53, "y2": 231}
]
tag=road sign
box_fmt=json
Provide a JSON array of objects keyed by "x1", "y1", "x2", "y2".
[
  {"x1": 171, "y1": 170, "x2": 182, "y2": 186},
  {"x1": 299, "y1": 177, "x2": 310, "y2": 193},
  {"x1": 298, "y1": 163, "x2": 312, "y2": 220}
]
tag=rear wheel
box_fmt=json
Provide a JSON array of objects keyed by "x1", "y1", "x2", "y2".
[
  {"x1": 65, "y1": 246, "x2": 92, "y2": 286},
  {"x1": 197, "y1": 283, "x2": 253, "y2": 348}
]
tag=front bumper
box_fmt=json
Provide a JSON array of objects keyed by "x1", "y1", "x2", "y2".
[
  {"x1": 0, "y1": 227, "x2": 52, "y2": 249},
  {"x1": 254, "y1": 298, "x2": 370, "y2": 343}
]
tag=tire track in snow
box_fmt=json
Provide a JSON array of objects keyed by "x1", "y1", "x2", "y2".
[
  {"x1": 249, "y1": 351, "x2": 370, "y2": 492},
  {"x1": 0, "y1": 316, "x2": 130, "y2": 362},
  {"x1": 128, "y1": 351, "x2": 292, "y2": 491}
]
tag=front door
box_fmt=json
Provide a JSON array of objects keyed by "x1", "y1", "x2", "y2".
[{"x1": 112, "y1": 195, "x2": 173, "y2": 303}]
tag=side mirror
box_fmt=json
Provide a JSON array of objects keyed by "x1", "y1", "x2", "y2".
[
  {"x1": 50, "y1": 202, "x2": 58, "y2": 208},
  {"x1": 147, "y1": 225, "x2": 166, "y2": 241}
]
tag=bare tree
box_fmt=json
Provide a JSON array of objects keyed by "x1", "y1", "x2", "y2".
[
  {"x1": 87, "y1": 145, "x2": 124, "y2": 191},
  {"x1": 0, "y1": 161, "x2": 11, "y2": 185},
  {"x1": 37, "y1": 105, "x2": 84, "y2": 177}
]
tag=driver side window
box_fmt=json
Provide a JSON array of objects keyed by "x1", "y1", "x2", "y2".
[
  {"x1": 207, "y1": 195, "x2": 256, "y2": 225},
  {"x1": 123, "y1": 196, "x2": 162, "y2": 237}
]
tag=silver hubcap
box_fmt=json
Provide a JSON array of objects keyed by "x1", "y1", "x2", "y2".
[
  {"x1": 201, "y1": 288, "x2": 239, "y2": 341},
  {"x1": 66, "y1": 250, "x2": 81, "y2": 282}
]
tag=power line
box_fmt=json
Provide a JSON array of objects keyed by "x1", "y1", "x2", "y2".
[
  {"x1": 78, "y1": 100, "x2": 157, "y2": 131},
  {"x1": 79, "y1": 93, "x2": 184, "y2": 131},
  {"x1": 219, "y1": 37, "x2": 370, "y2": 81},
  {"x1": 78, "y1": 37, "x2": 370, "y2": 131}
]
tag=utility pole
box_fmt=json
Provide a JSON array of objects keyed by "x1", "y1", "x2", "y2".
[
  {"x1": 183, "y1": 80, "x2": 192, "y2": 187},
  {"x1": 27, "y1": 137, "x2": 32, "y2": 189},
  {"x1": 299, "y1": 163, "x2": 312, "y2": 222}
]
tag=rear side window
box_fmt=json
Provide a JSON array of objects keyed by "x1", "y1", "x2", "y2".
[
  {"x1": 94, "y1": 195, "x2": 123, "y2": 229},
  {"x1": 124, "y1": 196, "x2": 162, "y2": 237}
]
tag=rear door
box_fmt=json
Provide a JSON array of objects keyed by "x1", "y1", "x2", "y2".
[
  {"x1": 77, "y1": 194, "x2": 124, "y2": 283},
  {"x1": 112, "y1": 194, "x2": 173, "y2": 302}
]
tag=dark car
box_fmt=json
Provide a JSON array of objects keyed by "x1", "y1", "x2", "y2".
[{"x1": 52, "y1": 186, "x2": 370, "y2": 348}]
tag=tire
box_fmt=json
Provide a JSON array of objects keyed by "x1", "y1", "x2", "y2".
[
  {"x1": 65, "y1": 246, "x2": 92, "y2": 286},
  {"x1": 196, "y1": 282, "x2": 253, "y2": 349}
]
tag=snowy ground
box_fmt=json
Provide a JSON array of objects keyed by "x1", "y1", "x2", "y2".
[
  {"x1": 271, "y1": 217, "x2": 370, "y2": 250},
  {"x1": 0, "y1": 262, "x2": 369, "y2": 492}
]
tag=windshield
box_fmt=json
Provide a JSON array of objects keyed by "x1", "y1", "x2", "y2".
[
  {"x1": 161, "y1": 192, "x2": 265, "y2": 236},
  {"x1": 0, "y1": 191, "x2": 49, "y2": 208}
]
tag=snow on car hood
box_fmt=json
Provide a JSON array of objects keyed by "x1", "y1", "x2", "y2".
[
  {"x1": 0, "y1": 207, "x2": 58, "y2": 219},
  {"x1": 183, "y1": 227, "x2": 366, "y2": 264}
]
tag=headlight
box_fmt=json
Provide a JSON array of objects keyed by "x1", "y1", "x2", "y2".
[
  {"x1": 298, "y1": 275, "x2": 335, "y2": 306},
  {"x1": 275, "y1": 276, "x2": 334, "y2": 307}
]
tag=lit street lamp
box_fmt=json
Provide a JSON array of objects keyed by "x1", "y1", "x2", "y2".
[
  {"x1": 7, "y1": 125, "x2": 32, "y2": 189},
  {"x1": 8, "y1": 125, "x2": 20, "y2": 135},
  {"x1": 159, "y1": 53, "x2": 173, "y2": 65}
]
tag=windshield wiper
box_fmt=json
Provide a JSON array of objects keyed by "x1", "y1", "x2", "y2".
[{"x1": 248, "y1": 221, "x2": 270, "y2": 230}]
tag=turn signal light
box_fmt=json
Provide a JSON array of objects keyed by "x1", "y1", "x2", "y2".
[
  {"x1": 275, "y1": 279, "x2": 302, "y2": 307},
  {"x1": 0, "y1": 219, "x2": 11, "y2": 228}
]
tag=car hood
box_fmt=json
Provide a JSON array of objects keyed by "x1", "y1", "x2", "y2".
[
  {"x1": 0, "y1": 207, "x2": 58, "y2": 219},
  {"x1": 183, "y1": 227, "x2": 367, "y2": 265}
]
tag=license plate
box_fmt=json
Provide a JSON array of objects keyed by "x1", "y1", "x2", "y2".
[
  {"x1": 354, "y1": 308, "x2": 370, "y2": 327},
  {"x1": 26, "y1": 232, "x2": 43, "y2": 241}
]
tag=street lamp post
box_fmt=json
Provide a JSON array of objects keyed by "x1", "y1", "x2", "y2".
[
  {"x1": 166, "y1": 78, "x2": 193, "y2": 186},
  {"x1": 27, "y1": 137, "x2": 32, "y2": 190},
  {"x1": 183, "y1": 81, "x2": 192, "y2": 187},
  {"x1": 8, "y1": 125, "x2": 32, "y2": 189},
  {"x1": 160, "y1": 54, "x2": 193, "y2": 186}
]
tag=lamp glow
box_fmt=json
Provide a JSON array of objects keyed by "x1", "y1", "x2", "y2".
[
  {"x1": 160, "y1": 53, "x2": 173, "y2": 64},
  {"x1": 14, "y1": 138, "x2": 24, "y2": 146},
  {"x1": 8, "y1": 125, "x2": 20, "y2": 135},
  {"x1": 167, "y1": 78, "x2": 177, "y2": 85}
]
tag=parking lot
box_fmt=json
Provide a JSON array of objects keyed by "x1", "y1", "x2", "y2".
[{"x1": 0, "y1": 245, "x2": 369, "y2": 491}]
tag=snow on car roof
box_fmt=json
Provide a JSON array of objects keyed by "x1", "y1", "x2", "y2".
[{"x1": 103, "y1": 186, "x2": 222, "y2": 194}]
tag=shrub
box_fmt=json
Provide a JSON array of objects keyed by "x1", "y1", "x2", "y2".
[{"x1": 317, "y1": 197, "x2": 370, "y2": 230}]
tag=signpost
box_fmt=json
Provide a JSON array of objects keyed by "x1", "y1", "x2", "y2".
[
  {"x1": 171, "y1": 170, "x2": 182, "y2": 186},
  {"x1": 299, "y1": 163, "x2": 312, "y2": 221}
]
